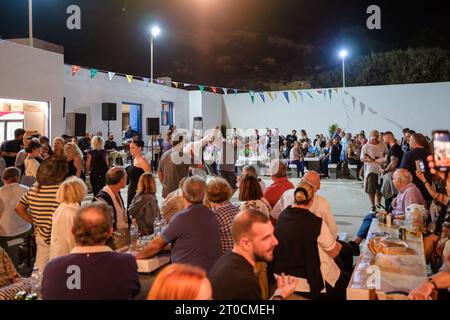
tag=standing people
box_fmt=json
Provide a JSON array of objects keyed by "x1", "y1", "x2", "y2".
[
  {"x1": 86, "y1": 136, "x2": 108, "y2": 196},
  {"x1": 285, "y1": 130, "x2": 298, "y2": 157},
  {"x1": 126, "y1": 140, "x2": 151, "y2": 207},
  {"x1": 0, "y1": 168, "x2": 31, "y2": 268},
  {"x1": 289, "y1": 141, "x2": 305, "y2": 178},
  {"x1": 15, "y1": 157, "x2": 68, "y2": 272},
  {"x1": 21, "y1": 140, "x2": 42, "y2": 187},
  {"x1": 65, "y1": 142, "x2": 85, "y2": 180},
  {"x1": 1, "y1": 128, "x2": 25, "y2": 168},
  {"x1": 52, "y1": 137, "x2": 66, "y2": 159}
]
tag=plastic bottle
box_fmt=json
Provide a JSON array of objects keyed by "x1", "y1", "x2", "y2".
[
  {"x1": 129, "y1": 219, "x2": 139, "y2": 251},
  {"x1": 30, "y1": 267, "x2": 42, "y2": 296},
  {"x1": 153, "y1": 217, "x2": 162, "y2": 236}
]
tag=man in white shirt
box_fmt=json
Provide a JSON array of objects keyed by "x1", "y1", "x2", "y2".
[
  {"x1": 360, "y1": 130, "x2": 388, "y2": 213},
  {"x1": 271, "y1": 171, "x2": 355, "y2": 271},
  {"x1": 0, "y1": 167, "x2": 31, "y2": 268}
]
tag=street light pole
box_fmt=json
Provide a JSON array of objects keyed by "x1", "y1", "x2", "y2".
[
  {"x1": 342, "y1": 57, "x2": 346, "y2": 88},
  {"x1": 29, "y1": 0, "x2": 33, "y2": 47},
  {"x1": 150, "y1": 36, "x2": 154, "y2": 84}
]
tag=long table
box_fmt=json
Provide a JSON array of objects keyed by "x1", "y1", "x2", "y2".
[{"x1": 347, "y1": 219, "x2": 427, "y2": 300}]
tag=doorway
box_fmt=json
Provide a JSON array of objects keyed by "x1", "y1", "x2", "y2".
[{"x1": 122, "y1": 102, "x2": 142, "y2": 139}]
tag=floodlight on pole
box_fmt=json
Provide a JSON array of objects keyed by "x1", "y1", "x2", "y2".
[
  {"x1": 339, "y1": 49, "x2": 349, "y2": 87},
  {"x1": 150, "y1": 26, "x2": 161, "y2": 84}
]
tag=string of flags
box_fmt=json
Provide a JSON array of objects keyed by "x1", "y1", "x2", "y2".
[{"x1": 70, "y1": 64, "x2": 341, "y2": 104}]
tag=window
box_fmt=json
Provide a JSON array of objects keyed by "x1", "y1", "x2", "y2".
[{"x1": 161, "y1": 101, "x2": 174, "y2": 126}]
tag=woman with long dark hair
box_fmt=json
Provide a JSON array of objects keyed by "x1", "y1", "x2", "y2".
[{"x1": 126, "y1": 140, "x2": 151, "y2": 207}]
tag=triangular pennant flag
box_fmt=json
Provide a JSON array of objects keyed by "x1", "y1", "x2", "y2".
[
  {"x1": 249, "y1": 91, "x2": 255, "y2": 103},
  {"x1": 283, "y1": 92, "x2": 290, "y2": 103},
  {"x1": 368, "y1": 107, "x2": 378, "y2": 115},
  {"x1": 328, "y1": 89, "x2": 333, "y2": 100},
  {"x1": 199, "y1": 85, "x2": 205, "y2": 93},
  {"x1": 156, "y1": 79, "x2": 165, "y2": 84},
  {"x1": 126, "y1": 75, "x2": 133, "y2": 84},
  {"x1": 172, "y1": 82, "x2": 179, "y2": 88},
  {"x1": 305, "y1": 91, "x2": 313, "y2": 99},
  {"x1": 233, "y1": 89, "x2": 238, "y2": 95},
  {"x1": 223, "y1": 88, "x2": 228, "y2": 95},
  {"x1": 323, "y1": 91, "x2": 327, "y2": 99},
  {"x1": 267, "y1": 92, "x2": 274, "y2": 101},
  {"x1": 71, "y1": 65, "x2": 80, "y2": 77},
  {"x1": 211, "y1": 87, "x2": 217, "y2": 94},
  {"x1": 351, "y1": 96, "x2": 357, "y2": 109},
  {"x1": 143, "y1": 78, "x2": 149, "y2": 84},
  {"x1": 258, "y1": 92, "x2": 265, "y2": 103},
  {"x1": 334, "y1": 88, "x2": 338, "y2": 93},
  {"x1": 90, "y1": 68, "x2": 98, "y2": 79},
  {"x1": 184, "y1": 83, "x2": 191, "y2": 87},
  {"x1": 108, "y1": 72, "x2": 115, "y2": 81},
  {"x1": 316, "y1": 90, "x2": 323, "y2": 95},
  {"x1": 298, "y1": 91, "x2": 304, "y2": 101},
  {"x1": 292, "y1": 91, "x2": 298, "y2": 102},
  {"x1": 360, "y1": 102, "x2": 366, "y2": 116}
]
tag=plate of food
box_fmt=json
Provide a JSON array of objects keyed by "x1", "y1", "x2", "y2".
[{"x1": 368, "y1": 236, "x2": 409, "y2": 255}]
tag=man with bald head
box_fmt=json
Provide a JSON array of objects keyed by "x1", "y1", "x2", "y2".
[
  {"x1": 352, "y1": 169, "x2": 426, "y2": 246},
  {"x1": 136, "y1": 176, "x2": 222, "y2": 273},
  {"x1": 41, "y1": 202, "x2": 141, "y2": 299}
]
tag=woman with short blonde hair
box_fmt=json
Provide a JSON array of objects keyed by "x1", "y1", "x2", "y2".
[
  {"x1": 147, "y1": 264, "x2": 212, "y2": 300},
  {"x1": 86, "y1": 136, "x2": 108, "y2": 196},
  {"x1": 65, "y1": 142, "x2": 85, "y2": 180},
  {"x1": 50, "y1": 177, "x2": 87, "y2": 260}
]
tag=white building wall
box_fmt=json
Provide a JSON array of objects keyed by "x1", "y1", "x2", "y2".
[
  {"x1": 201, "y1": 91, "x2": 224, "y2": 132},
  {"x1": 63, "y1": 66, "x2": 191, "y2": 145},
  {"x1": 223, "y1": 82, "x2": 450, "y2": 138},
  {"x1": 0, "y1": 40, "x2": 64, "y2": 139},
  {"x1": 188, "y1": 91, "x2": 202, "y2": 131}
]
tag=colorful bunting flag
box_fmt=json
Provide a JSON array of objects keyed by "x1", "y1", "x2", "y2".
[
  {"x1": 156, "y1": 79, "x2": 165, "y2": 84},
  {"x1": 184, "y1": 83, "x2": 191, "y2": 87},
  {"x1": 71, "y1": 65, "x2": 80, "y2": 77},
  {"x1": 267, "y1": 92, "x2": 274, "y2": 101},
  {"x1": 360, "y1": 102, "x2": 366, "y2": 116},
  {"x1": 223, "y1": 88, "x2": 228, "y2": 95},
  {"x1": 292, "y1": 91, "x2": 298, "y2": 102},
  {"x1": 211, "y1": 87, "x2": 217, "y2": 94},
  {"x1": 126, "y1": 75, "x2": 133, "y2": 84},
  {"x1": 351, "y1": 96, "x2": 357, "y2": 109},
  {"x1": 173, "y1": 82, "x2": 179, "y2": 88},
  {"x1": 108, "y1": 72, "x2": 115, "y2": 81},
  {"x1": 283, "y1": 92, "x2": 290, "y2": 103},
  {"x1": 143, "y1": 78, "x2": 149, "y2": 84},
  {"x1": 199, "y1": 85, "x2": 205, "y2": 93},
  {"x1": 259, "y1": 92, "x2": 266, "y2": 103},
  {"x1": 233, "y1": 89, "x2": 238, "y2": 95},
  {"x1": 298, "y1": 91, "x2": 304, "y2": 101},
  {"x1": 316, "y1": 90, "x2": 323, "y2": 95},
  {"x1": 90, "y1": 68, "x2": 98, "y2": 79},
  {"x1": 328, "y1": 89, "x2": 333, "y2": 100},
  {"x1": 249, "y1": 91, "x2": 255, "y2": 103}
]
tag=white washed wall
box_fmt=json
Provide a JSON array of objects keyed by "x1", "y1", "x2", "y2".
[{"x1": 223, "y1": 82, "x2": 450, "y2": 138}]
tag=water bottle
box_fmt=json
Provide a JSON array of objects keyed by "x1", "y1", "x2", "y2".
[
  {"x1": 160, "y1": 215, "x2": 167, "y2": 232},
  {"x1": 153, "y1": 217, "x2": 162, "y2": 236},
  {"x1": 129, "y1": 219, "x2": 139, "y2": 251},
  {"x1": 30, "y1": 267, "x2": 42, "y2": 296}
]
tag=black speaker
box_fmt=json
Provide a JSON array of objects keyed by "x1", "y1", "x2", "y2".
[
  {"x1": 193, "y1": 117, "x2": 203, "y2": 130},
  {"x1": 102, "y1": 103, "x2": 117, "y2": 121},
  {"x1": 146, "y1": 118, "x2": 160, "y2": 135},
  {"x1": 74, "y1": 113, "x2": 86, "y2": 136}
]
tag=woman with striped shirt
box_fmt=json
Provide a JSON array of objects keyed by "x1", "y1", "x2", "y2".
[{"x1": 15, "y1": 156, "x2": 68, "y2": 272}]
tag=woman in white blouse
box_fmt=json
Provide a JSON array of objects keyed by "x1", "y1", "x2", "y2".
[
  {"x1": 49, "y1": 177, "x2": 87, "y2": 260},
  {"x1": 21, "y1": 140, "x2": 42, "y2": 187}
]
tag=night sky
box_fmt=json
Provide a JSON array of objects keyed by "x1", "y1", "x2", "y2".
[{"x1": 1, "y1": 0, "x2": 449, "y2": 88}]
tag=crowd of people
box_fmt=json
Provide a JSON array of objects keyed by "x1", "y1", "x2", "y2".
[{"x1": 0, "y1": 125, "x2": 448, "y2": 301}]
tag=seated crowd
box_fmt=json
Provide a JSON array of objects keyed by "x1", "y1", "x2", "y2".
[{"x1": 0, "y1": 126, "x2": 448, "y2": 301}]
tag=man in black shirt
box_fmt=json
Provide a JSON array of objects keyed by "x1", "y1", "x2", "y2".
[
  {"x1": 380, "y1": 132, "x2": 404, "y2": 209},
  {"x1": 285, "y1": 130, "x2": 298, "y2": 157},
  {"x1": 400, "y1": 133, "x2": 432, "y2": 202},
  {"x1": 77, "y1": 132, "x2": 91, "y2": 155},
  {"x1": 209, "y1": 209, "x2": 296, "y2": 300},
  {"x1": 1, "y1": 128, "x2": 25, "y2": 167}
]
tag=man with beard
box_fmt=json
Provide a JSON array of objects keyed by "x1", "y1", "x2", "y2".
[{"x1": 209, "y1": 209, "x2": 297, "y2": 300}]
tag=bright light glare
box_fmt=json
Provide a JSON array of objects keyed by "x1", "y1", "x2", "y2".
[
  {"x1": 339, "y1": 49, "x2": 348, "y2": 59},
  {"x1": 151, "y1": 26, "x2": 161, "y2": 38}
]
